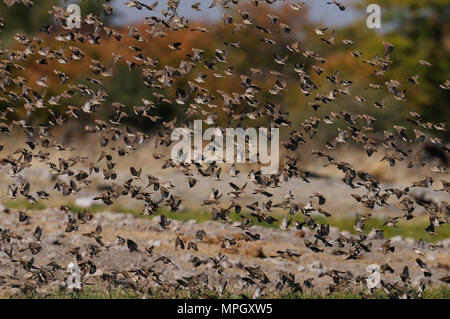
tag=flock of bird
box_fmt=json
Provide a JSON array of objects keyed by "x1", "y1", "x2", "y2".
[{"x1": 0, "y1": 0, "x2": 449, "y2": 298}]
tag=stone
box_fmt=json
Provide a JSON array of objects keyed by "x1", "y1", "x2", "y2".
[
  {"x1": 147, "y1": 240, "x2": 161, "y2": 247},
  {"x1": 245, "y1": 246, "x2": 266, "y2": 258},
  {"x1": 340, "y1": 231, "x2": 351, "y2": 237},
  {"x1": 390, "y1": 235, "x2": 403, "y2": 244},
  {"x1": 309, "y1": 261, "x2": 325, "y2": 273},
  {"x1": 329, "y1": 226, "x2": 340, "y2": 237}
]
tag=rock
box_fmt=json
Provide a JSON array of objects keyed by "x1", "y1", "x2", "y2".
[
  {"x1": 404, "y1": 237, "x2": 415, "y2": 246},
  {"x1": 44, "y1": 231, "x2": 65, "y2": 245},
  {"x1": 9, "y1": 288, "x2": 21, "y2": 295},
  {"x1": 390, "y1": 235, "x2": 403, "y2": 244},
  {"x1": 309, "y1": 261, "x2": 325, "y2": 273},
  {"x1": 269, "y1": 258, "x2": 287, "y2": 267},
  {"x1": 92, "y1": 269, "x2": 104, "y2": 276},
  {"x1": 96, "y1": 212, "x2": 127, "y2": 221},
  {"x1": 47, "y1": 238, "x2": 63, "y2": 245},
  {"x1": 49, "y1": 280, "x2": 65, "y2": 289},
  {"x1": 75, "y1": 197, "x2": 101, "y2": 208},
  {"x1": 439, "y1": 239, "x2": 450, "y2": 248},
  {"x1": 329, "y1": 226, "x2": 339, "y2": 237},
  {"x1": 301, "y1": 227, "x2": 312, "y2": 236},
  {"x1": 68, "y1": 235, "x2": 83, "y2": 245},
  {"x1": 182, "y1": 253, "x2": 193, "y2": 263},
  {"x1": 51, "y1": 230, "x2": 65, "y2": 238},
  {"x1": 347, "y1": 211, "x2": 359, "y2": 218},
  {"x1": 295, "y1": 230, "x2": 306, "y2": 238},
  {"x1": 39, "y1": 169, "x2": 55, "y2": 181},
  {"x1": 310, "y1": 261, "x2": 323, "y2": 269},
  {"x1": 297, "y1": 265, "x2": 306, "y2": 272},
  {"x1": 146, "y1": 240, "x2": 161, "y2": 247},
  {"x1": 47, "y1": 251, "x2": 60, "y2": 259},
  {"x1": 340, "y1": 231, "x2": 351, "y2": 237},
  {"x1": 437, "y1": 256, "x2": 449, "y2": 271},
  {"x1": 245, "y1": 246, "x2": 266, "y2": 258},
  {"x1": 111, "y1": 245, "x2": 128, "y2": 252}
]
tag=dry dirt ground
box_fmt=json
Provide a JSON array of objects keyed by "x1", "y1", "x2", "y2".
[
  {"x1": 0, "y1": 206, "x2": 449, "y2": 298},
  {"x1": 0, "y1": 136, "x2": 449, "y2": 297}
]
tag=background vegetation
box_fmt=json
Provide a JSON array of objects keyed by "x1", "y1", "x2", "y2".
[{"x1": 0, "y1": 0, "x2": 448, "y2": 141}]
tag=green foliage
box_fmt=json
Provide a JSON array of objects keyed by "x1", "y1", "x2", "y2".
[
  {"x1": 0, "y1": 0, "x2": 53, "y2": 44},
  {"x1": 0, "y1": 1, "x2": 113, "y2": 43},
  {"x1": 99, "y1": 64, "x2": 183, "y2": 130},
  {"x1": 355, "y1": 0, "x2": 450, "y2": 134},
  {"x1": 0, "y1": 1, "x2": 448, "y2": 138}
]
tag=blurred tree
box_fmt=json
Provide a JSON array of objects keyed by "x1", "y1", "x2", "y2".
[
  {"x1": 0, "y1": 0, "x2": 114, "y2": 44},
  {"x1": 355, "y1": 0, "x2": 450, "y2": 135},
  {"x1": 0, "y1": 1, "x2": 447, "y2": 142},
  {"x1": 0, "y1": 0, "x2": 53, "y2": 44}
]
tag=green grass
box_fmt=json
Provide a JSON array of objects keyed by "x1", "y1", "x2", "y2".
[
  {"x1": 279, "y1": 285, "x2": 450, "y2": 299},
  {"x1": 134, "y1": 208, "x2": 449, "y2": 243},
  {"x1": 326, "y1": 216, "x2": 450, "y2": 243},
  {"x1": 3, "y1": 200, "x2": 449, "y2": 242},
  {"x1": 3, "y1": 199, "x2": 47, "y2": 211},
  {"x1": 11, "y1": 285, "x2": 450, "y2": 299}
]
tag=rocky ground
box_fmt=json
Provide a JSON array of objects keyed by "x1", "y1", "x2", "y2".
[
  {"x1": 0, "y1": 138, "x2": 448, "y2": 297},
  {"x1": 0, "y1": 206, "x2": 448, "y2": 298}
]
